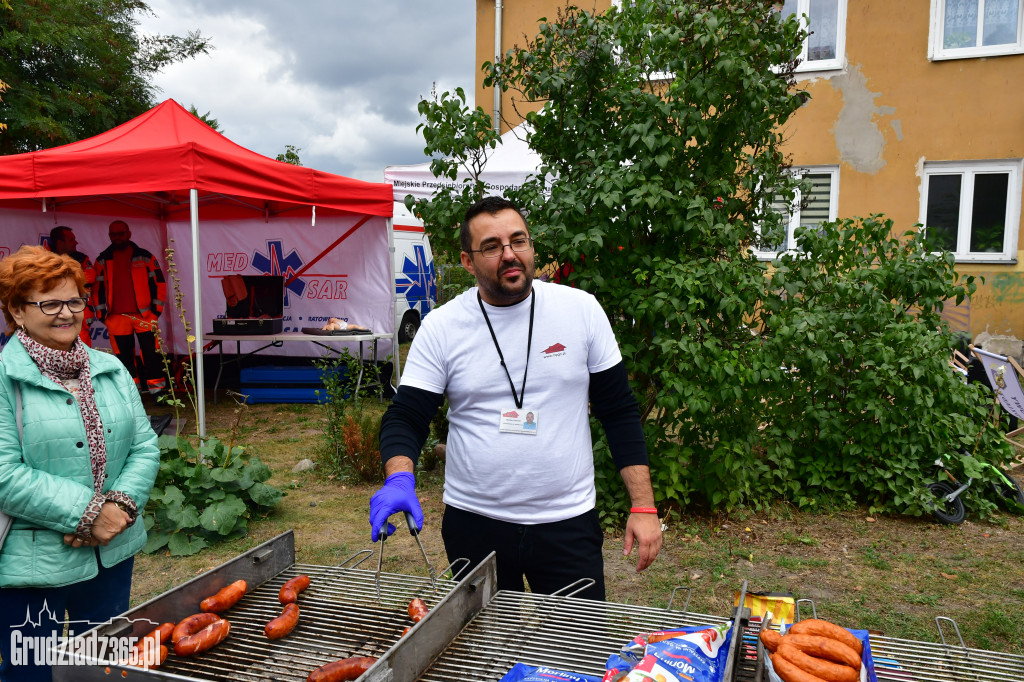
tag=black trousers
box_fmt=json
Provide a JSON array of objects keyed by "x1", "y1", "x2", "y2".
[
  {"x1": 113, "y1": 330, "x2": 161, "y2": 384},
  {"x1": 441, "y1": 505, "x2": 606, "y2": 601}
]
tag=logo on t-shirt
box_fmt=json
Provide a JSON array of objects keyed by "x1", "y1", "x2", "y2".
[{"x1": 542, "y1": 342, "x2": 566, "y2": 358}]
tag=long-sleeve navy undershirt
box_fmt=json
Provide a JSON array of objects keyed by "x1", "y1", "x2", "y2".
[{"x1": 378, "y1": 360, "x2": 647, "y2": 470}]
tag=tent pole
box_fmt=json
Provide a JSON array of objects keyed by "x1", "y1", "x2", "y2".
[
  {"x1": 190, "y1": 188, "x2": 207, "y2": 439},
  {"x1": 387, "y1": 216, "x2": 401, "y2": 385}
]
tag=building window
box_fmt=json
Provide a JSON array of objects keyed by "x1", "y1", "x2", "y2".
[
  {"x1": 921, "y1": 160, "x2": 1022, "y2": 262},
  {"x1": 779, "y1": 0, "x2": 847, "y2": 72},
  {"x1": 756, "y1": 167, "x2": 839, "y2": 259},
  {"x1": 929, "y1": 0, "x2": 1024, "y2": 60}
]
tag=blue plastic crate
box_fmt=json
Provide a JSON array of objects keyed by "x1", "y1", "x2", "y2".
[
  {"x1": 238, "y1": 365, "x2": 349, "y2": 404},
  {"x1": 239, "y1": 365, "x2": 345, "y2": 384},
  {"x1": 240, "y1": 387, "x2": 329, "y2": 404}
]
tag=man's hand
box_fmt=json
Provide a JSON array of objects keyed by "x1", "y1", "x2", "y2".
[
  {"x1": 622, "y1": 512, "x2": 663, "y2": 572},
  {"x1": 369, "y1": 470, "x2": 423, "y2": 542}
]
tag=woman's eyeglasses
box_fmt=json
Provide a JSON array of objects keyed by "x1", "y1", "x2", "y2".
[
  {"x1": 469, "y1": 237, "x2": 534, "y2": 259},
  {"x1": 24, "y1": 297, "x2": 89, "y2": 315}
]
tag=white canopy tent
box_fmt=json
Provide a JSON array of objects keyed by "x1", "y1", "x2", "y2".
[{"x1": 384, "y1": 123, "x2": 543, "y2": 202}]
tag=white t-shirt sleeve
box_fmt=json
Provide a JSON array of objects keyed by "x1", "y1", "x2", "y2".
[
  {"x1": 585, "y1": 293, "x2": 622, "y2": 374},
  {"x1": 397, "y1": 313, "x2": 448, "y2": 394}
]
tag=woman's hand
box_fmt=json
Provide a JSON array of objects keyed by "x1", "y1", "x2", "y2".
[
  {"x1": 63, "y1": 533, "x2": 99, "y2": 548},
  {"x1": 71, "y1": 502, "x2": 131, "y2": 546},
  {"x1": 91, "y1": 502, "x2": 131, "y2": 544}
]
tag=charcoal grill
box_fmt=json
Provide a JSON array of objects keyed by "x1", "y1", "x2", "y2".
[
  {"x1": 869, "y1": 620, "x2": 1024, "y2": 682},
  {"x1": 55, "y1": 530, "x2": 762, "y2": 681}
]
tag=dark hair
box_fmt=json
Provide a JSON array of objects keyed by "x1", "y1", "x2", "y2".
[
  {"x1": 49, "y1": 225, "x2": 72, "y2": 246},
  {"x1": 460, "y1": 196, "x2": 528, "y2": 252}
]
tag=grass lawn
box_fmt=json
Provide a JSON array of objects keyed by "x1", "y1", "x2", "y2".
[{"x1": 134, "y1": 391, "x2": 1024, "y2": 657}]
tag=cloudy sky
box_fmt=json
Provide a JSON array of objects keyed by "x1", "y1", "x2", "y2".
[{"x1": 137, "y1": 1, "x2": 478, "y2": 183}]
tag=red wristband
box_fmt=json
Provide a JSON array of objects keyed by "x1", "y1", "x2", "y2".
[{"x1": 630, "y1": 507, "x2": 658, "y2": 514}]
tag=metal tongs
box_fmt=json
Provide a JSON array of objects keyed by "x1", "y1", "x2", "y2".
[{"x1": 375, "y1": 511, "x2": 437, "y2": 603}]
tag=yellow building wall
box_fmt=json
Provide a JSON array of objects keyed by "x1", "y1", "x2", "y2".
[{"x1": 476, "y1": 1, "x2": 1024, "y2": 338}]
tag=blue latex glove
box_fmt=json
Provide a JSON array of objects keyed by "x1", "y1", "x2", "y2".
[{"x1": 369, "y1": 471, "x2": 423, "y2": 542}]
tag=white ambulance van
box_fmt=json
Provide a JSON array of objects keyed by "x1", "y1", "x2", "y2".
[{"x1": 392, "y1": 202, "x2": 436, "y2": 342}]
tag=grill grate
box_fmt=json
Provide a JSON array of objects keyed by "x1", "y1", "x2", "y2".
[
  {"x1": 150, "y1": 562, "x2": 454, "y2": 681},
  {"x1": 870, "y1": 634, "x2": 1024, "y2": 681},
  {"x1": 417, "y1": 590, "x2": 743, "y2": 682},
  {"x1": 53, "y1": 531, "x2": 1024, "y2": 682}
]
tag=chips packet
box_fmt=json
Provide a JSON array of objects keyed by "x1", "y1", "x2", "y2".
[
  {"x1": 602, "y1": 622, "x2": 733, "y2": 682},
  {"x1": 499, "y1": 662, "x2": 603, "y2": 682}
]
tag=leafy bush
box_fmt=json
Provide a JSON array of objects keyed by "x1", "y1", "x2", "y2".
[
  {"x1": 314, "y1": 351, "x2": 384, "y2": 482},
  {"x1": 756, "y1": 215, "x2": 1012, "y2": 515},
  {"x1": 143, "y1": 436, "x2": 284, "y2": 556},
  {"x1": 340, "y1": 412, "x2": 383, "y2": 483}
]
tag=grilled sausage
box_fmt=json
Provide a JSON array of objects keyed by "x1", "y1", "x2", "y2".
[
  {"x1": 771, "y1": 652, "x2": 828, "y2": 682},
  {"x1": 781, "y1": 633, "x2": 861, "y2": 670},
  {"x1": 172, "y1": 613, "x2": 221, "y2": 645},
  {"x1": 265, "y1": 603, "x2": 301, "y2": 640},
  {"x1": 200, "y1": 579, "x2": 248, "y2": 613},
  {"x1": 121, "y1": 640, "x2": 168, "y2": 668},
  {"x1": 132, "y1": 622, "x2": 173, "y2": 653},
  {"x1": 307, "y1": 656, "x2": 377, "y2": 682},
  {"x1": 279, "y1": 575, "x2": 311, "y2": 604},
  {"x1": 759, "y1": 628, "x2": 783, "y2": 653},
  {"x1": 777, "y1": 641, "x2": 859, "y2": 682},
  {"x1": 174, "y1": 616, "x2": 231, "y2": 656},
  {"x1": 788, "y1": 619, "x2": 863, "y2": 657},
  {"x1": 407, "y1": 598, "x2": 428, "y2": 623}
]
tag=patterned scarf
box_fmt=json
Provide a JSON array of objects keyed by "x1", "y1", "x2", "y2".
[{"x1": 16, "y1": 328, "x2": 107, "y2": 494}]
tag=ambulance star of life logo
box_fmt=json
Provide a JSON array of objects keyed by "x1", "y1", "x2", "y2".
[
  {"x1": 395, "y1": 243, "x2": 437, "y2": 315},
  {"x1": 542, "y1": 343, "x2": 566, "y2": 357},
  {"x1": 252, "y1": 239, "x2": 306, "y2": 305}
]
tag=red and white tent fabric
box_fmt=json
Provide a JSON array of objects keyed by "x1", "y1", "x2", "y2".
[{"x1": 0, "y1": 99, "x2": 395, "y2": 435}]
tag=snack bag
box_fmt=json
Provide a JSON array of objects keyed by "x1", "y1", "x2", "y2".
[
  {"x1": 499, "y1": 662, "x2": 603, "y2": 682},
  {"x1": 603, "y1": 622, "x2": 733, "y2": 682}
]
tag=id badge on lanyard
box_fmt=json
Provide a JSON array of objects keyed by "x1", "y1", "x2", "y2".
[
  {"x1": 499, "y1": 407, "x2": 539, "y2": 435},
  {"x1": 479, "y1": 290, "x2": 537, "y2": 436}
]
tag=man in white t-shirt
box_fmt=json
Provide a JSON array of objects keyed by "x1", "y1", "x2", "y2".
[{"x1": 369, "y1": 197, "x2": 662, "y2": 600}]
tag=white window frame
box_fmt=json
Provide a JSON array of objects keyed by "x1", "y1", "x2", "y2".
[
  {"x1": 928, "y1": 0, "x2": 1024, "y2": 61},
  {"x1": 754, "y1": 166, "x2": 840, "y2": 261},
  {"x1": 919, "y1": 159, "x2": 1023, "y2": 263},
  {"x1": 783, "y1": 0, "x2": 848, "y2": 74}
]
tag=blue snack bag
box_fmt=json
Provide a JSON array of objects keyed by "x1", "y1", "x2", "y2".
[
  {"x1": 499, "y1": 662, "x2": 603, "y2": 682},
  {"x1": 603, "y1": 622, "x2": 733, "y2": 682}
]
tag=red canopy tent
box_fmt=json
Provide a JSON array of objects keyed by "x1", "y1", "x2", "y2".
[{"x1": 0, "y1": 99, "x2": 395, "y2": 435}]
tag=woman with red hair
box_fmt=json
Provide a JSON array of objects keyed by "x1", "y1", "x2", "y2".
[{"x1": 0, "y1": 245, "x2": 159, "y2": 682}]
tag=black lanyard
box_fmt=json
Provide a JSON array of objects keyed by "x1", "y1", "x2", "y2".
[{"x1": 477, "y1": 289, "x2": 535, "y2": 410}]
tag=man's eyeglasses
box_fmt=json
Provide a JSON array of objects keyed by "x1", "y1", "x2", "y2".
[
  {"x1": 468, "y1": 237, "x2": 534, "y2": 259},
  {"x1": 24, "y1": 297, "x2": 89, "y2": 315}
]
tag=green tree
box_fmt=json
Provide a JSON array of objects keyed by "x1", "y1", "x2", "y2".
[
  {"x1": 484, "y1": 0, "x2": 806, "y2": 514},
  {"x1": 188, "y1": 105, "x2": 221, "y2": 132},
  {"x1": 0, "y1": 0, "x2": 210, "y2": 154},
  {"x1": 406, "y1": 85, "x2": 502, "y2": 262},
  {"x1": 275, "y1": 144, "x2": 302, "y2": 166}
]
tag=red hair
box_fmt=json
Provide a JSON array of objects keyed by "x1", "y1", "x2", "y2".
[{"x1": 0, "y1": 245, "x2": 86, "y2": 334}]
